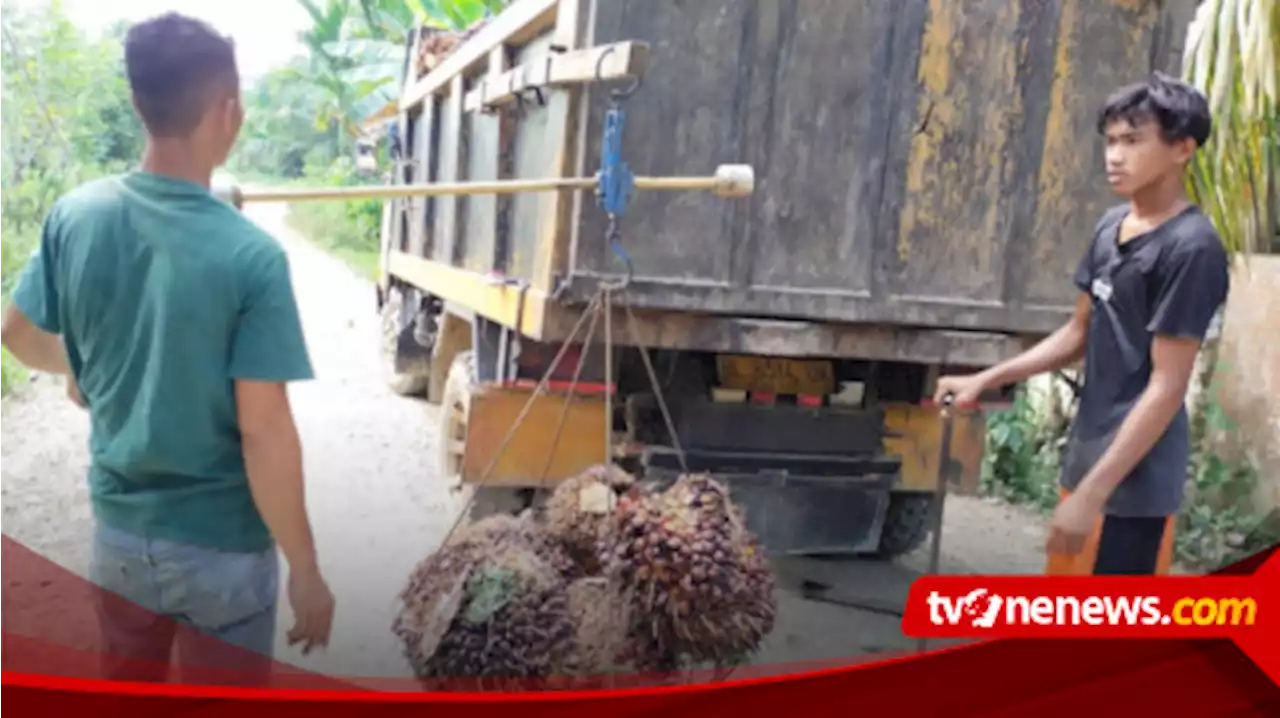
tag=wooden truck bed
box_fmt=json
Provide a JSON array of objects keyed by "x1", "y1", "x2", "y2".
[{"x1": 381, "y1": 0, "x2": 1198, "y2": 366}]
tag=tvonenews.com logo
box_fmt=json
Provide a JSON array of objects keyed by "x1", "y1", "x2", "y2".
[{"x1": 925, "y1": 589, "x2": 1259, "y2": 629}]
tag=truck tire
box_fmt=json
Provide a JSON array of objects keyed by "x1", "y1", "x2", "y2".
[
  {"x1": 380, "y1": 290, "x2": 429, "y2": 396},
  {"x1": 874, "y1": 493, "x2": 935, "y2": 558},
  {"x1": 437, "y1": 351, "x2": 531, "y2": 522}
]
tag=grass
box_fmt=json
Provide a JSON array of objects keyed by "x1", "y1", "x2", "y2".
[
  {"x1": 279, "y1": 176, "x2": 382, "y2": 283},
  {"x1": 326, "y1": 244, "x2": 380, "y2": 281},
  {"x1": 284, "y1": 201, "x2": 380, "y2": 282},
  {"x1": 1, "y1": 345, "x2": 27, "y2": 398}
]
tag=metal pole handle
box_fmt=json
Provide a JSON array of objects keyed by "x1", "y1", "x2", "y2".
[
  {"x1": 917, "y1": 392, "x2": 956, "y2": 655},
  {"x1": 215, "y1": 164, "x2": 754, "y2": 204}
]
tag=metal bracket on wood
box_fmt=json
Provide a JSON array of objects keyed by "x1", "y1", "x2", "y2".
[{"x1": 464, "y1": 40, "x2": 650, "y2": 114}]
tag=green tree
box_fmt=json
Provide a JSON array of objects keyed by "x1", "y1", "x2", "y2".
[
  {"x1": 1, "y1": 0, "x2": 146, "y2": 395},
  {"x1": 292, "y1": 0, "x2": 507, "y2": 136},
  {"x1": 1183, "y1": 0, "x2": 1278, "y2": 256}
]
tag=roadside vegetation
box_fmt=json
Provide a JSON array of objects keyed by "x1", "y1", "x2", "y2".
[
  {"x1": 229, "y1": 0, "x2": 505, "y2": 280},
  {"x1": 1, "y1": 5, "x2": 145, "y2": 396}
]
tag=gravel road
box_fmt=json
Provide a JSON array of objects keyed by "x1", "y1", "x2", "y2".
[{"x1": 1, "y1": 201, "x2": 1051, "y2": 684}]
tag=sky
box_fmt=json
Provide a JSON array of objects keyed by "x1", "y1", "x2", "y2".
[{"x1": 8, "y1": 0, "x2": 313, "y2": 83}]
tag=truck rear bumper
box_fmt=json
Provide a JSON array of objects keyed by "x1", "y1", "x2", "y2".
[{"x1": 643, "y1": 448, "x2": 895, "y2": 556}]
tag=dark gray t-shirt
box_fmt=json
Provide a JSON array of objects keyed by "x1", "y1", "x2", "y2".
[{"x1": 1059, "y1": 203, "x2": 1229, "y2": 518}]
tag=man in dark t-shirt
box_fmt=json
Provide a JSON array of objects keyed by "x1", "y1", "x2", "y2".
[{"x1": 933, "y1": 73, "x2": 1229, "y2": 575}]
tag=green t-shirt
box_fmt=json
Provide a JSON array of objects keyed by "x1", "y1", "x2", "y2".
[{"x1": 10, "y1": 171, "x2": 314, "y2": 553}]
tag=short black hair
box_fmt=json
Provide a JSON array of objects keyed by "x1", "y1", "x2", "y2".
[
  {"x1": 124, "y1": 13, "x2": 239, "y2": 137},
  {"x1": 1096, "y1": 71, "x2": 1212, "y2": 147}
]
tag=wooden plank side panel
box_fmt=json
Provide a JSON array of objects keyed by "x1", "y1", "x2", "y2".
[
  {"x1": 741, "y1": 0, "x2": 899, "y2": 295},
  {"x1": 461, "y1": 48, "x2": 508, "y2": 274},
  {"x1": 507, "y1": 34, "x2": 559, "y2": 280},
  {"x1": 433, "y1": 75, "x2": 466, "y2": 265},
  {"x1": 993, "y1": 0, "x2": 1062, "y2": 312},
  {"x1": 408, "y1": 103, "x2": 433, "y2": 258},
  {"x1": 418, "y1": 98, "x2": 440, "y2": 259},
  {"x1": 573, "y1": 0, "x2": 749, "y2": 286},
  {"x1": 530, "y1": 0, "x2": 592, "y2": 293},
  {"x1": 885, "y1": 0, "x2": 1026, "y2": 305},
  {"x1": 1023, "y1": 0, "x2": 1163, "y2": 307},
  {"x1": 462, "y1": 108, "x2": 501, "y2": 273},
  {"x1": 399, "y1": 0, "x2": 1177, "y2": 339}
]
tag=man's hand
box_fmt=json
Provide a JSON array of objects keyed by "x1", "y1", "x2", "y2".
[
  {"x1": 286, "y1": 565, "x2": 335, "y2": 655},
  {"x1": 2, "y1": 304, "x2": 72, "y2": 376},
  {"x1": 1046, "y1": 490, "x2": 1103, "y2": 556},
  {"x1": 67, "y1": 376, "x2": 86, "y2": 409},
  {"x1": 933, "y1": 294, "x2": 1092, "y2": 407},
  {"x1": 932, "y1": 373, "x2": 987, "y2": 407}
]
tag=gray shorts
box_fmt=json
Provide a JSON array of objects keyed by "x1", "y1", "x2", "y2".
[{"x1": 89, "y1": 521, "x2": 279, "y2": 685}]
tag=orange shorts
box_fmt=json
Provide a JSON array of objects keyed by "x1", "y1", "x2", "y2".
[{"x1": 1044, "y1": 487, "x2": 1177, "y2": 575}]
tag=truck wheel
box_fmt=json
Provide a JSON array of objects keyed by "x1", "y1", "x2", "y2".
[
  {"x1": 875, "y1": 493, "x2": 935, "y2": 558},
  {"x1": 381, "y1": 290, "x2": 429, "y2": 396},
  {"x1": 437, "y1": 351, "x2": 531, "y2": 522}
]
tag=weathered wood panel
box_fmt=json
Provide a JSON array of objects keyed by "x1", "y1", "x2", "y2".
[
  {"x1": 558, "y1": 0, "x2": 1185, "y2": 336},
  {"x1": 461, "y1": 50, "x2": 506, "y2": 273},
  {"x1": 888, "y1": 0, "x2": 1025, "y2": 303},
  {"x1": 1023, "y1": 0, "x2": 1162, "y2": 308},
  {"x1": 408, "y1": 101, "x2": 434, "y2": 258},
  {"x1": 404, "y1": 0, "x2": 1195, "y2": 339},
  {"x1": 507, "y1": 34, "x2": 559, "y2": 280},
  {"x1": 741, "y1": 0, "x2": 900, "y2": 296},
  {"x1": 529, "y1": 0, "x2": 593, "y2": 292},
  {"x1": 432, "y1": 76, "x2": 466, "y2": 264},
  {"x1": 574, "y1": 0, "x2": 751, "y2": 286}
]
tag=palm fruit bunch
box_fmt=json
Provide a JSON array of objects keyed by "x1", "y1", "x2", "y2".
[
  {"x1": 415, "y1": 30, "x2": 461, "y2": 77},
  {"x1": 557, "y1": 577, "x2": 634, "y2": 684},
  {"x1": 414, "y1": 19, "x2": 491, "y2": 78},
  {"x1": 391, "y1": 513, "x2": 579, "y2": 687},
  {"x1": 543, "y1": 464, "x2": 635, "y2": 577},
  {"x1": 602, "y1": 473, "x2": 777, "y2": 670},
  {"x1": 392, "y1": 467, "x2": 777, "y2": 685}
]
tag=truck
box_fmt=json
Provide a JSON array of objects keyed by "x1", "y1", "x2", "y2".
[{"x1": 373, "y1": 0, "x2": 1200, "y2": 559}]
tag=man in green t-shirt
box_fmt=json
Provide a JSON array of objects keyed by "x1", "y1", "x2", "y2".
[{"x1": 1, "y1": 13, "x2": 334, "y2": 683}]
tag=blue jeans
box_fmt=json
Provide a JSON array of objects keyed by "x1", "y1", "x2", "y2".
[{"x1": 89, "y1": 521, "x2": 279, "y2": 685}]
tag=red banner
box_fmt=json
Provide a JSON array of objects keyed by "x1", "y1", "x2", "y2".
[{"x1": 901, "y1": 557, "x2": 1279, "y2": 689}]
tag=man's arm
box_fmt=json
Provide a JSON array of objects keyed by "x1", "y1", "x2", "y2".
[
  {"x1": 935, "y1": 293, "x2": 1091, "y2": 404},
  {"x1": 236, "y1": 379, "x2": 319, "y2": 573},
  {"x1": 229, "y1": 244, "x2": 318, "y2": 570},
  {"x1": 978, "y1": 293, "x2": 1092, "y2": 389},
  {"x1": 229, "y1": 241, "x2": 332, "y2": 653},
  {"x1": 1, "y1": 305, "x2": 72, "y2": 375},
  {"x1": 3, "y1": 210, "x2": 72, "y2": 375},
  {"x1": 942, "y1": 213, "x2": 1117, "y2": 403}
]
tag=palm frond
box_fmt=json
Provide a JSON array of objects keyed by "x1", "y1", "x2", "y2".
[{"x1": 1182, "y1": 0, "x2": 1278, "y2": 257}]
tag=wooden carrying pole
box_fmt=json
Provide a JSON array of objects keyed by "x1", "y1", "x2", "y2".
[{"x1": 230, "y1": 164, "x2": 754, "y2": 204}]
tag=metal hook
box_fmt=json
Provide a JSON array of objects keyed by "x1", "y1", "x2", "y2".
[
  {"x1": 594, "y1": 45, "x2": 642, "y2": 101},
  {"x1": 599, "y1": 216, "x2": 633, "y2": 291}
]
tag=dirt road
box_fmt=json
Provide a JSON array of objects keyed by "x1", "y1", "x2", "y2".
[{"x1": 1, "y1": 201, "x2": 1050, "y2": 683}]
